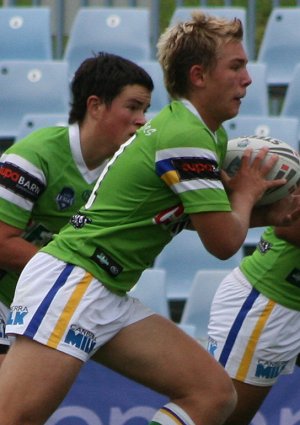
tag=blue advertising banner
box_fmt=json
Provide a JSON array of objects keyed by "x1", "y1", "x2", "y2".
[{"x1": 46, "y1": 361, "x2": 300, "y2": 425}]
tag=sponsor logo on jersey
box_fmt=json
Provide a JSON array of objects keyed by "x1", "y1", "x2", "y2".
[
  {"x1": 286, "y1": 268, "x2": 300, "y2": 288},
  {"x1": 7, "y1": 305, "x2": 28, "y2": 326},
  {"x1": 143, "y1": 121, "x2": 157, "y2": 136},
  {"x1": 255, "y1": 359, "x2": 287, "y2": 380},
  {"x1": 153, "y1": 204, "x2": 185, "y2": 225},
  {"x1": 70, "y1": 212, "x2": 92, "y2": 229},
  {"x1": 257, "y1": 237, "x2": 272, "y2": 254},
  {"x1": 23, "y1": 221, "x2": 52, "y2": 247},
  {"x1": 152, "y1": 204, "x2": 189, "y2": 235},
  {"x1": 91, "y1": 247, "x2": 123, "y2": 277},
  {"x1": 172, "y1": 157, "x2": 220, "y2": 180},
  {"x1": 64, "y1": 324, "x2": 96, "y2": 354},
  {"x1": 0, "y1": 162, "x2": 45, "y2": 201},
  {"x1": 56, "y1": 187, "x2": 75, "y2": 210}
]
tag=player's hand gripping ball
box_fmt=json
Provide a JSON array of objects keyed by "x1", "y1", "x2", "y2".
[{"x1": 223, "y1": 136, "x2": 300, "y2": 205}]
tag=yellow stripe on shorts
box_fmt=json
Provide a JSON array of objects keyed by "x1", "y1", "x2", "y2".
[
  {"x1": 47, "y1": 271, "x2": 94, "y2": 349},
  {"x1": 236, "y1": 298, "x2": 275, "y2": 381}
]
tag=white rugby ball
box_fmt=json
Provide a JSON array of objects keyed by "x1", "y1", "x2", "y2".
[{"x1": 223, "y1": 136, "x2": 300, "y2": 206}]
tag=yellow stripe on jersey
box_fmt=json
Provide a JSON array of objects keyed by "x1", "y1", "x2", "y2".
[
  {"x1": 160, "y1": 170, "x2": 180, "y2": 186},
  {"x1": 47, "y1": 271, "x2": 94, "y2": 349},
  {"x1": 236, "y1": 299, "x2": 275, "y2": 381}
]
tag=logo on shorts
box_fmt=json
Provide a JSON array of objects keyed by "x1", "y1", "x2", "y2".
[
  {"x1": 7, "y1": 305, "x2": 28, "y2": 325},
  {"x1": 255, "y1": 359, "x2": 287, "y2": 380},
  {"x1": 207, "y1": 337, "x2": 217, "y2": 357},
  {"x1": 64, "y1": 325, "x2": 96, "y2": 354},
  {"x1": 0, "y1": 318, "x2": 6, "y2": 339}
]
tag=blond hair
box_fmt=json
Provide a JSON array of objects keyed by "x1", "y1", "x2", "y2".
[{"x1": 157, "y1": 11, "x2": 243, "y2": 99}]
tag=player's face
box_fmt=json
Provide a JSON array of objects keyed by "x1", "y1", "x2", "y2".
[
  {"x1": 99, "y1": 84, "x2": 151, "y2": 150},
  {"x1": 199, "y1": 40, "x2": 251, "y2": 131}
]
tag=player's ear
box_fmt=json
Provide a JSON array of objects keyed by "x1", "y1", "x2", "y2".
[
  {"x1": 189, "y1": 64, "x2": 206, "y2": 87},
  {"x1": 86, "y1": 95, "x2": 103, "y2": 116}
]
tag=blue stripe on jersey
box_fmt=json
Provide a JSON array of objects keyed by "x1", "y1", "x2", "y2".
[
  {"x1": 156, "y1": 158, "x2": 176, "y2": 177},
  {"x1": 24, "y1": 263, "x2": 75, "y2": 338},
  {"x1": 219, "y1": 287, "x2": 260, "y2": 367}
]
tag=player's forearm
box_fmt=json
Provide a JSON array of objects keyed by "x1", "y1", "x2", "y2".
[{"x1": 0, "y1": 237, "x2": 38, "y2": 273}]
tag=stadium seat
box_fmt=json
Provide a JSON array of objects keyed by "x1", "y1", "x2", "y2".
[
  {"x1": 239, "y1": 62, "x2": 269, "y2": 116},
  {"x1": 154, "y1": 230, "x2": 243, "y2": 301},
  {"x1": 0, "y1": 7, "x2": 52, "y2": 60},
  {"x1": 223, "y1": 115, "x2": 300, "y2": 151},
  {"x1": 16, "y1": 113, "x2": 69, "y2": 141},
  {"x1": 281, "y1": 63, "x2": 300, "y2": 136},
  {"x1": 137, "y1": 60, "x2": 169, "y2": 113},
  {"x1": 178, "y1": 269, "x2": 230, "y2": 346},
  {"x1": 170, "y1": 7, "x2": 248, "y2": 54},
  {"x1": 243, "y1": 227, "x2": 267, "y2": 257},
  {"x1": 64, "y1": 7, "x2": 152, "y2": 78},
  {"x1": 257, "y1": 8, "x2": 300, "y2": 89},
  {"x1": 0, "y1": 60, "x2": 70, "y2": 140},
  {"x1": 129, "y1": 268, "x2": 170, "y2": 319}
]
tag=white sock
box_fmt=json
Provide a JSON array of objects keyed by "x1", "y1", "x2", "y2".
[{"x1": 150, "y1": 402, "x2": 196, "y2": 425}]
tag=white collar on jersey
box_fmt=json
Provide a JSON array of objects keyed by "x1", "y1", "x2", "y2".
[{"x1": 68, "y1": 123, "x2": 106, "y2": 184}]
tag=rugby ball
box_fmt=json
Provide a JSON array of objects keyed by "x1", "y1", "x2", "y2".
[{"x1": 223, "y1": 136, "x2": 300, "y2": 206}]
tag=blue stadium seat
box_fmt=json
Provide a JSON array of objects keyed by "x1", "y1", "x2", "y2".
[
  {"x1": 239, "y1": 62, "x2": 268, "y2": 116},
  {"x1": 137, "y1": 60, "x2": 169, "y2": 113},
  {"x1": 257, "y1": 8, "x2": 300, "y2": 89},
  {"x1": 0, "y1": 60, "x2": 70, "y2": 140},
  {"x1": 16, "y1": 113, "x2": 69, "y2": 141},
  {"x1": 64, "y1": 7, "x2": 152, "y2": 78},
  {"x1": 281, "y1": 63, "x2": 300, "y2": 130},
  {"x1": 129, "y1": 268, "x2": 170, "y2": 319},
  {"x1": 223, "y1": 115, "x2": 299, "y2": 151},
  {"x1": 178, "y1": 269, "x2": 230, "y2": 346},
  {"x1": 0, "y1": 7, "x2": 52, "y2": 60},
  {"x1": 154, "y1": 230, "x2": 243, "y2": 301},
  {"x1": 170, "y1": 7, "x2": 248, "y2": 54}
]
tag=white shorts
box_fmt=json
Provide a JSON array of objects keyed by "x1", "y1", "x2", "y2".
[
  {"x1": 208, "y1": 267, "x2": 300, "y2": 386},
  {"x1": 6, "y1": 252, "x2": 154, "y2": 362}
]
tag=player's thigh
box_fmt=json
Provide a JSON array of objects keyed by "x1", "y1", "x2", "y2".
[
  {"x1": 96, "y1": 314, "x2": 232, "y2": 398},
  {"x1": 225, "y1": 379, "x2": 271, "y2": 425},
  {"x1": 0, "y1": 335, "x2": 82, "y2": 423}
]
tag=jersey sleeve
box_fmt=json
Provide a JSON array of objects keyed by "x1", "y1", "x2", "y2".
[
  {"x1": 155, "y1": 142, "x2": 231, "y2": 214},
  {"x1": 0, "y1": 152, "x2": 46, "y2": 229}
]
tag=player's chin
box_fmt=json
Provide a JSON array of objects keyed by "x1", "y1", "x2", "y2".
[{"x1": 225, "y1": 101, "x2": 241, "y2": 121}]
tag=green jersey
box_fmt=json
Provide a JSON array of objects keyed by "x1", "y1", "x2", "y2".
[
  {"x1": 241, "y1": 226, "x2": 300, "y2": 311},
  {"x1": 0, "y1": 124, "x2": 105, "y2": 306},
  {"x1": 44, "y1": 101, "x2": 231, "y2": 295}
]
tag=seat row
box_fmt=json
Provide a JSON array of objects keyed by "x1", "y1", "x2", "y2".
[
  {"x1": 130, "y1": 266, "x2": 234, "y2": 347},
  {"x1": 1, "y1": 58, "x2": 300, "y2": 156},
  {"x1": 2, "y1": 5, "x2": 300, "y2": 91}
]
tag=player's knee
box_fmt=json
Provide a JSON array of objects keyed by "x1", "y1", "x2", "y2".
[
  {"x1": 197, "y1": 372, "x2": 237, "y2": 421},
  {"x1": 213, "y1": 379, "x2": 237, "y2": 419}
]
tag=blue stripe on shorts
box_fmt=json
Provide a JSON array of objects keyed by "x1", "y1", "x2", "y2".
[
  {"x1": 24, "y1": 263, "x2": 75, "y2": 338},
  {"x1": 219, "y1": 287, "x2": 260, "y2": 367}
]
